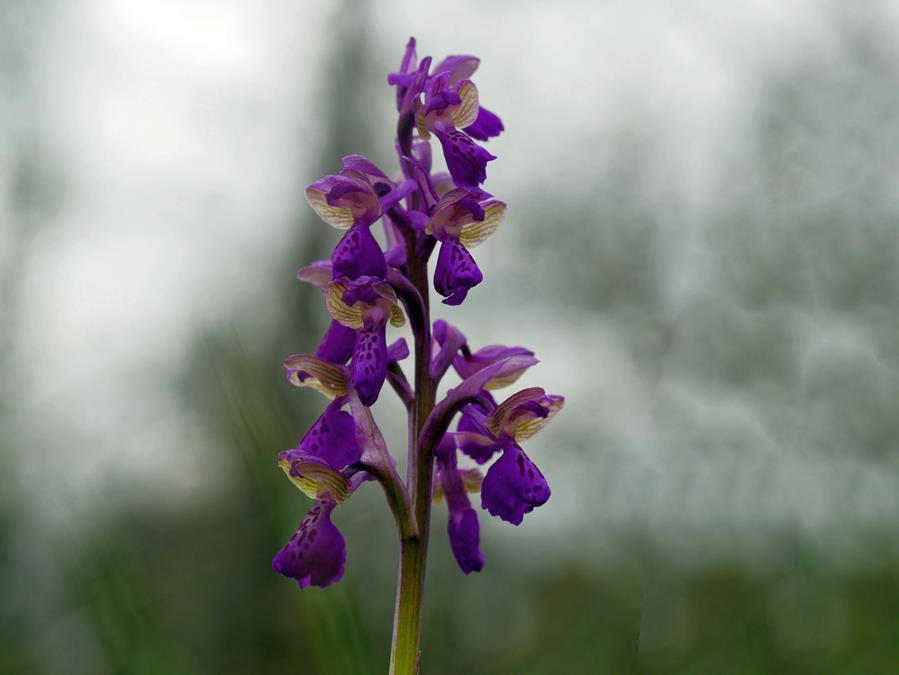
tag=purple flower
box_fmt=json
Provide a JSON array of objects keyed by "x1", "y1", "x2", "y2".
[
  {"x1": 278, "y1": 38, "x2": 568, "y2": 631},
  {"x1": 326, "y1": 276, "x2": 405, "y2": 406},
  {"x1": 436, "y1": 435, "x2": 484, "y2": 574},
  {"x1": 456, "y1": 400, "x2": 502, "y2": 464},
  {"x1": 273, "y1": 494, "x2": 346, "y2": 589},
  {"x1": 428, "y1": 188, "x2": 506, "y2": 304},
  {"x1": 478, "y1": 388, "x2": 564, "y2": 525},
  {"x1": 413, "y1": 73, "x2": 496, "y2": 188}
]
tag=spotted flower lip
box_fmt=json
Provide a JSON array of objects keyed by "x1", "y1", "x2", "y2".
[
  {"x1": 481, "y1": 441, "x2": 551, "y2": 525},
  {"x1": 272, "y1": 494, "x2": 346, "y2": 589}
]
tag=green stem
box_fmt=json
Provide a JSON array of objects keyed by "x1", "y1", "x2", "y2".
[{"x1": 389, "y1": 233, "x2": 435, "y2": 675}]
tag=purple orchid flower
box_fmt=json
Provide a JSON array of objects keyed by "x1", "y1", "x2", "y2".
[
  {"x1": 326, "y1": 275, "x2": 405, "y2": 406},
  {"x1": 479, "y1": 388, "x2": 564, "y2": 525},
  {"x1": 428, "y1": 188, "x2": 506, "y2": 304},
  {"x1": 277, "y1": 38, "x2": 566, "y2": 674}
]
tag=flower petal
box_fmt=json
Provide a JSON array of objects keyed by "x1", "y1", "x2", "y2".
[
  {"x1": 277, "y1": 452, "x2": 351, "y2": 503},
  {"x1": 296, "y1": 259, "x2": 332, "y2": 290},
  {"x1": 387, "y1": 337, "x2": 410, "y2": 363},
  {"x1": 294, "y1": 400, "x2": 362, "y2": 470},
  {"x1": 481, "y1": 443, "x2": 550, "y2": 525},
  {"x1": 315, "y1": 320, "x2": 356, "y2": 364},
  {"x1": 272, "y1": 495, "x2": 346, "y2": 589},
  {"x1": 326, "y1": 282, "x2": 364, "y2": 329},
  {"x1": 434, "y1": 238, "x2": 483, "y2": 306},
  {"x1": 434, "y1": 129, "x2": 495, "y2": 188},
  {"x1": 305, "y1": 182, "x2": 355, "y2": 230},
  {"x1": 448, "y1": 508, "x2": 484, "y2": 574},
  {"x1": 464, "y1": 105, "x2": 504, "y2": 141},
  {"x1": 332, "y1": 225, "x2": 387, "y2": 279},
  {"x1": 487, "y1": 388, "x2": 565, "y2": 442},
  {"x1": 450, "y1": 80, "x2": 479, "y2": 129},
  {"x1": 435, "y1": 435, "x2": 485, "y2": 574},
  {"x1": 283, "y1": 354, "x2": 349, "y2": 398},
  {"x1": 432, "y1": 54, "x2": 480, "y2": 84},
  {"x1": 453, "y1": 345, "x2": 536, "y2": 390},
  {"x1": 459, "y1": 200, "x2": 505, "y2": 249},
  {"x1": 431, "y1": 319, "x2": 467, "y2": 380},
  {"x1": 352, "y1": 321, "x2": 388, "y2": 406}
]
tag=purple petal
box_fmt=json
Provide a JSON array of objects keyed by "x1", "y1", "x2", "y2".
[
  {"x1": 457, "y1": 406, "x2": 502, "y2": 464},
  {"x1": 295, "y1": 400, "x2": 362, "y2": 470},
  {"x1": 431, "y1": 54, "x2": 480, "y2": 84},
  {"x1": 272, "y1": 495, "x2": 346, "y2": 589},
  {"x1": 378, "y1": 178, "x2": 417, "y2": 214},
  {"x1": 431, "y1": 319, "x2": 468, "y2": 380},
  {"x1": 352, "y1": 320, "x2": 388, "y2": 406},
  {"x1": 315, "y1": 320, "x2": 356, "y2": 364},
  {"x1": 453, "y1": 345, "x2": 536, "y2": 389},
  {"x1": 332, "y1": 225, "x2": 387, "y2": 280},
  {"x1": 448, "y1": 508, "x2": 484, "y2": 574},
  {"x1": 481, "y1": 443, "x2": 550, "y2": 525},
  {"x1": 434, "y1": 239, "x2": 483, "y2": 306},
  {"x1": 387, "y1": 337, "x2": 410, "y2": 364},
  {"x1": 436, "y1": 435, "x2": 485, "y2": 574},
  {"x1": 464, "y1": 106, "x2": 504, "y2": 141},
  {"x1": 434, "y1": 129, "x2": 495, "y2": 188},
  {"x1": 341, "y1": 154, "x2": 389, "y2": 184}
]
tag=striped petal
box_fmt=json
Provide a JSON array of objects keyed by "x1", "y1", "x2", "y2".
[
  {"x1": 487, "y1": 388, "x2": 565, "y2": 442},
  {"x1": 460, "y1": 200, "x2": 505, "y2": 249},
  {"x1": 282, "y1": 354, "x2": 349, "y2": 398}
]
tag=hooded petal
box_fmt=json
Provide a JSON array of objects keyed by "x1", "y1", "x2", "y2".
[
  {"x1": 332, "y1": 224, "x2": 387, "y2": 280},
  {"x1": 434, "y1": 129, "x2": 495, "y2": 188},
  {"x1": 315, "y1": 320, "x2": 356, "y2": 364},
  {"x1": 431, "y1": 54, "x2": 480, "y2": 84},
  {"x1": 272, "y1": 495, "x2": 346, "y2": 589},
  {"x1": 481, "y1": 442, "x2": 550, "y2": 525},
  {"x1": 464, "y1": 106, "x2": 504, "y2": 141},
  {"x1": 487, "y1": 388, "x2": 565, "y2": 442},
  {"x1": 306, "y1": 174, "x2": 380, "y2": 229},
  {"x1": 352, "y1": 321, "x2": 388, "y2": 406},
  {"x1": 434, "y1": 238, "x2": 483, "y2": 305}
]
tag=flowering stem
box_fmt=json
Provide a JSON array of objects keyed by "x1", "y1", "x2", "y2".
[{"x1": 389, "y1": 232, "x2": 435, "y2": 675}]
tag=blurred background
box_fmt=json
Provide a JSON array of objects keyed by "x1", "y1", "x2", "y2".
[{"x1": 2, "y1": 0, "x2": 899, "y2": 673}]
